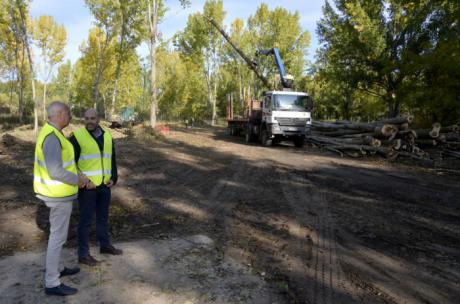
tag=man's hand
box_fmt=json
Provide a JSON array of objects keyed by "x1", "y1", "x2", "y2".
[
  {"x1": 78, "y1": 173, "x2": 89, "y2": 188},
  {"x1": 105, "y1": 179, "x2": 114, "y2": 188},
  {"x1": 86, "y1": 181, "x2": 96, "y2": 190}
]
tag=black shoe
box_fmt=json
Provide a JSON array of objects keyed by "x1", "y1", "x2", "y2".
[
  {"x1": 59, "y1": 267, "x2": 80, "y2": 278},
  {"x1": 45, "y1": 283, "x2": 78, "y2": 296},
  {"x1": 78, "y1": 255, "x2": 99, "y2": 266},
  {"x1": 100, "y1": 245, "x2": 123, "y2": 255}
]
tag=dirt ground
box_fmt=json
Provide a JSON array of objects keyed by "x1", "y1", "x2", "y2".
[{"x1": 0, "y1": 123, "x2": 459, "y2": 304}]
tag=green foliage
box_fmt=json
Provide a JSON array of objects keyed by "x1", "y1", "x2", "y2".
[
  {"x1": 248, "y1": 4, "x2": 310, "y2": 90},
  {"x1": 175, "y1": 0, "x2": 225, "y2": 124},
  {"x1": 2, "y1": 1, "x2": 457, "y2": 127},
  {"x1": 48, "y1": 60, "x2": 72, "y2": 102},
  {"x1": 0, "y1": 0, "x2": 34, "y2": 119},
  {"x1": 72, "y1": 26, "x2": 143, "y2": 115},
  {"x1": 33, "y1": 15, "x2": 67, "y2": 77},
  {"x1": 316, "y1": 0, "x2": 460, "y2": 124}
]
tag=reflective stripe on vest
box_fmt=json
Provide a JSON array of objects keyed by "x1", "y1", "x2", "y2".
[
  {"x1": 73, "y1": 127, "x2": 113, "y2": 186},
  {"x1": 35, "y1": 157, "x2": 75, "y2": 169},
  {"x1": 33, "y1": 123, "x2": 78, "y2": 198}
]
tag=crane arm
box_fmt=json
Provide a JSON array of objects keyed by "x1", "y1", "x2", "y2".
[
  {"x1": 256, "y1": 48, "x2": 293, "y2": 89},
  {"x1": 205, "y1": 16, "x2": 271, "y2": 89}
]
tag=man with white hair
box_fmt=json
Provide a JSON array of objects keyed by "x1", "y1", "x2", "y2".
[{"x1": 33, "y1": 101, "x2": 88, "y2": 296}]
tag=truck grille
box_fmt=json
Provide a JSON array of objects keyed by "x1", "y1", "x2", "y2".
[{"x1": 276, "y1": 117, "x2": 306, "y2": 126}]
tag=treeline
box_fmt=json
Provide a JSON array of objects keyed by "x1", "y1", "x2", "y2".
[
  {"x1": 0, "y1": 0, "x2": 459, "y2": 129},
  {"x1": 311, "y1": 0, "x2": 460, "y2": 126}
]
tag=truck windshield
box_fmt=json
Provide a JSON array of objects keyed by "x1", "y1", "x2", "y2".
[{"x1": 272, "y1": 94, "x2": 309, "y2": 111}]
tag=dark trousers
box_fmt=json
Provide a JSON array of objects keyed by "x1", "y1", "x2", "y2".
[{"x1": 77, "y1": 186, "x2": 111, "y2": 258}]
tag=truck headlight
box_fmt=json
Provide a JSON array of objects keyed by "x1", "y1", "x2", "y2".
[{"x1": 271, "y1": 123, "x2": 281, "y2": 131}]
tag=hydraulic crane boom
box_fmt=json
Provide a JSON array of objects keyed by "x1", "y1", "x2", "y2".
[
  {"x1": 255, "y1": 48, "x2": 294, "y2": 89},
  {"x1": 205, "y1": 16, "x2": 271, "y2": 89}
]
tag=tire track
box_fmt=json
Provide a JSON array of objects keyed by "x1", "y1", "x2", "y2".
[
  {"x1": 279, "y1": 168, "x2": 354, "y2": 303},
  {"x1": 200, "y1": 144, "x2": 259, "y2": 227}
]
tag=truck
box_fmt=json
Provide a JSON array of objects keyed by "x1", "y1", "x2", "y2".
[
  {"x1": 227, "y1": 89, "x2": 312, "y2": 147},
  {"x1": 207, "y1": 17, "x2": 313, "y2": 147}
]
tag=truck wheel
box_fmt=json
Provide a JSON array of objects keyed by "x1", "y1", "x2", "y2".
[
  {"x1": 261, "y1": 129, "x2": 272, "y2": 147},
  {"x1": 229, "y1": 124, "x2": 235, "y2": 136},
  {"x1": 233, "y1": 126, "x2": 240, "y2": 136},
  {"x1": 245, "y1": 125, "x2": 252, "y2": 144},
  {"x1": 294, "y1": 137, "x2": 305, "y2": 148}
]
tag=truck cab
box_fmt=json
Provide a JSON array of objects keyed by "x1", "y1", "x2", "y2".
[{"x1": 258, "y1": 91, "x2": 313, "y2": 147}]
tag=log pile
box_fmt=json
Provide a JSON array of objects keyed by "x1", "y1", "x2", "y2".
[{"x1": 306, "y1": 115, "x2": 460, "y2": 161}]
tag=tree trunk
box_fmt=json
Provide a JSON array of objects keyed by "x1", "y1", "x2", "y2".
[
  {"x1": 386, "y1": 92, "x2": 401, "y2": 118},
  {"x1": 148, "y1": 0, "x2": 159, "y2": 129},
  {"x1": 16, "y1": 0, "x2": 37, "y2": 131},
  {"x1": 111, "y1": 16, "x2": 127, "y2": 119},
  {"x1": 212, "y1": 76, "x2": 217, "y2": 126},
  {"x1": 93, "y1": 43, "x2": 105, "y2": 114},
  {"x1": 11, "y1": 3, "x2": 24, "y2": 123},
  {"x1": 8, "y1": 71, "x2": 14, "y2": 105},
  {"x1": 16, "y1": 45, "x2": 25, "y2": 123},
  {"x1": 238, "y1": 65, "x2": 242, "y2": 109},
  {"x1": 343, "y1": 91, "x2": 351, "y2": 120},
  {"x1": 150, "y1": 43, "x2": 157, "y2": 128},
  {"x1": 43, "y1": 82, "x2": 47, "y2": 122},
  {"x1": 111, "y1": 74, "x2": 120, "y2": 118}
]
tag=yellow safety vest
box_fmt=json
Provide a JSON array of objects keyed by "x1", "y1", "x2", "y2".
[
  {"x1": 73, "y1": 127, "x2": 112, "y2": 186},
  {"x1": 33, "y1": 123, "x2": 78, "y2": 198}
]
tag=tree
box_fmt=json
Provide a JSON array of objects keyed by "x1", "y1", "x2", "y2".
[
  {"x1": 247, "y1": 4, "x2": 310, "y2": 91},
  {"x1": 49, "y1": 60, "x2": 72, "y2": 102},
  {"x1": 110, "y1": 0, "x2": 145, "y2": 118},
  {"x1": 85, "y1": 0, "x2": 119, "y2": 116},
  {"x1": 73, "y1": 25, "x2": 144, "y2": 117},
  {"x1": 74, "y1": 27, "x2": 116, "y2": 110},
  {"x1": 176, "y1": 0, "x2": 224, "y2": 125},
  {"x1": 144, "y1": 0, "x2": 190, "y2": 129},
  {"x1": 0, "y1": 0, "x2": 29, "y2": 120},
  {"x1": 33, "y1": 15, "x2": 67, "y2": 121},
  {"x1": 16, "y1": 0, "x2": 38, "y2": 131},
  {"x1": 317, "y1": 0, "x2": 460, "y2": 122}
]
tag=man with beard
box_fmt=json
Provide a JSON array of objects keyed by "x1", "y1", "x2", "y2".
[{"x1": 69, "y1": 109, "x2": 122, "y2": 266}]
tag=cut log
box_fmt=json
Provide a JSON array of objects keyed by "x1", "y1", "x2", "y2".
[
  {"x1": 415, "y1": 139, "x2": 438, "y2": 146},
  {"x1": 312, "y1": 121, "x2": 398, "y2": 134},
  {"x1": 310, "y1": 129, "x2": 367, "y2": 137},
  {"x1": 400, "y1": 123, "x2": 409, "y2": 130},
  {"x1": 376, "y1": 115, "x2": 414, "y2": 125},
  {"x1": 432, "y1": 122, "x2": 441, "y2": 132},
  {"x1": 312, "y1": 121, "x2": 376, "y2": 132},
  {"x1": 399, "y1": 129, "x2": 417, "y2": 138},
  {"x1": 306, "y1": 135, "x2": 381, "y2": 146},
  {"x1": 363, "y1": 135, "x2": 381, "y2": 147},
  {"x1": 323, "y1": 144, "x2": 393, "y2": 158},
  {"x1": 443, "y1": 149, "x2": 460, "y2": 159},
  {"x1": 379, "y1": 124, "x2": 399, "y2": 138},
  {"x1": 438, "y1": 132, "x2": 460, "y2": 142},
  {"x1": 440, "y1": 125, "x2": 459, "y2": 133},
  {"x1": 428, "y1": 123, "x2": 441, "y2": 138},
  {"x1": 414, "y1": 129, "x2": 439, "y2": 139}
]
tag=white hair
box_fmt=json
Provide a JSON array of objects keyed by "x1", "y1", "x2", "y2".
[{"x1": 47, "y1": 101, "x2": 69, "y2": 119}]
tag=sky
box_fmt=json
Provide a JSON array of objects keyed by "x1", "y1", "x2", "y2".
[{"x1": 30, "y1": 0, "x2": 325, "y2": 67}]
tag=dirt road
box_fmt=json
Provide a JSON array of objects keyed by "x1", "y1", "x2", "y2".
[{"x1": 1, "y1": 124, "x2": 459, "y2": 303}]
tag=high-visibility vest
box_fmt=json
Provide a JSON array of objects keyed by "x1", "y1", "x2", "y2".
[
  {"x1": 33, "y1": 123, "x2": 78, "y2": 198},
  {"x1": 73, "y1": 127, "x2": 112, "y2": 186}
]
